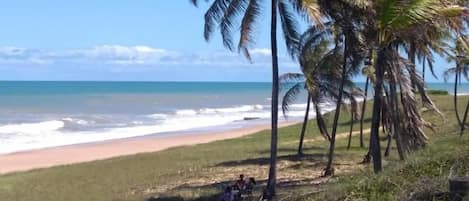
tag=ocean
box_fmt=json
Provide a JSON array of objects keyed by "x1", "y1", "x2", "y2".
[{"x1": 0, "y1": 81, "x2": 465, "y2": 154}]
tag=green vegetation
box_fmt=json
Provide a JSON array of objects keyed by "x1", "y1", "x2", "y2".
[
  {"x1": 191, "y1": 1, "x2": 469, "y2": 199},
  {"x1": 425, "y1": 90, "x2": 449, "y2": 95},
  {"x1": 0, "y1": 95, "x2": 467, "y2": 201}
]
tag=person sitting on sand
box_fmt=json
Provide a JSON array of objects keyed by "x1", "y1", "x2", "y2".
[
  {"x1": 234, "y1": 174, "x2": 246, "y2": 190},
  {"x1": 219, "y1": 186, "x2": 234, "y2": 201},
  {"x1": 245, "y1": 177, "x2": 256, "y2": 193}
]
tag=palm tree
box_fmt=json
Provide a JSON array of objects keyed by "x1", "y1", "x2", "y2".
[
  {"x1": 190, "y1": 0, "x2": 312, "y2": 198},
  {"x1": 313, "y1": 1, "x2": 367, "y2": 176},
  {"x1": 358, "y1": 63, "x2": 374, "y2": 148},
  {"x1": 346, "y1": 95, "x2": 360, "y2": 150},
  {"x1": 444, "y1": 36, "x2": 469, "y2": 130},
  {"x1": 279, "y1": 74, "x2": 323, "y2": 156},
  {"x1": 363, "y1": 0, "x2": 466, "y2": 172}
]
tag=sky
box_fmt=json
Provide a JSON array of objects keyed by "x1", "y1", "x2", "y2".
[{"x1": 0, "y1": 1, "x2": 452, "y2": 82}]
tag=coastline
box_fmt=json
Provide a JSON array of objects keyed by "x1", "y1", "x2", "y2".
[{"x1": 0, "y1": 121, "x2": 299, "y2": 174}]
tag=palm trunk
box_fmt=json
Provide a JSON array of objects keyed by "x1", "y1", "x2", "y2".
[
  {"x1": 384, "y1": 134, "x2": 392, "y2": 157},
  {"x1": 315, "y1": 101, "x2": 330, "y2": 140},
  {"x1": 460, "y1": 99, "x2": 469, "y2": 136},
  {"x1": 454, "y1": 68, "x2": 463, "y2": 128},
  {"x1": 369, "y1": 48, "x2": 385, "y2": 173},
  {"x1": 359, "y1": 77, "x2": 369, "y2": 148},
  {"x1": 324, "y1": 37, "x2": 348, "y2": 176},
  {"x1": 422, "y1": 59, "x2": 426, "y2": 83},
  {"x1": 298, "y1": 93, "x2": 312, "y2": 155},
  {"x1": 265, "y1": 0, "x2": 278, "y2": 199},
  {"x1": 347, "y1": 112, "x2": 354, "y2": 150}
]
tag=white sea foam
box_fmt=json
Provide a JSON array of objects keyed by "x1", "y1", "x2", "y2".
[
  {"x1": 199, "y1": 105, "x2": 263, "y2": 114},
  {"x1": 0, "y1": 120, "x2": 64, "y2": 134},
  {"x1": 147, "y1": 113, "x2": 168, "y2": 119},
  {"x1": 454, "y1": 93, "x2": 469, "y2": 96},
  {"x1": 175, "y1": 109, "x2": 197, "y2": 116},
  {"x1": 0, "y1": 102, "x2": 340, "y2": 154},
  {"x1": 62, "y1": 118, "x2": 90, "y2": 125}
]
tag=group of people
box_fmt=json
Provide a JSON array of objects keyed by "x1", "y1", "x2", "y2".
[{"x1": 219, "y1": 174, "x2": 256, "y2": 201}]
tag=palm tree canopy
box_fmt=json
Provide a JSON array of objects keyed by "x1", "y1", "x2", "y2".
[{"x1": 191, "y1": 0, "x2": 310, "y2": 60}]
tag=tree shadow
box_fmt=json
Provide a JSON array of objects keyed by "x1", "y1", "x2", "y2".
[
  {"x1": 339, "y1": 117, "x2": 372, "y2": 126},
  {"x1": 258, "y1": 146, "x2": 325, "y2": 154},
  {"x1": 147, "y1": 196, "x2": 184, "y2": 201},
  {"x1": 147, "y1": 194, "x2": 221, "y2": 201},
  {"x1": 154, "y1": 175, "x2": 329, "y2": 201},
  {"x1": 214, "y1": 153, "x2": 337, "y2": 167}
]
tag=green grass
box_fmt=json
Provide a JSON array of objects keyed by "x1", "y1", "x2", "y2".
[
  {"x1": 426, "y1": 89, "x2": 450, "y2": 95},
  {"x1": 0, "y1": 95, "x2": 467, "y2": 201},
  {"x1": 301, "y1": 95, "x2": 469, "y2": 201}
]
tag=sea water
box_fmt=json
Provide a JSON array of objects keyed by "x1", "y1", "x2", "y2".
[
  {"x1": 0, "y1": 81, "x2": 330, "y2": 154},
  {"x1": 0, "y1": 81, "x2": 466, "y2": 154}
]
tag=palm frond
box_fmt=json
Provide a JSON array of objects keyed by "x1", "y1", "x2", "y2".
[
  {"x1": 443, "y1": 67, "x2": 457, "y2": 82},
  {"x1": 289, "y1": 0, "x2": 324, "y2": 26},
  {"x1": 376, "y1": 0, "x2": 467, "y2": 44},
  {"x1": 190, "y1": 0, "x2": 200, "y2": 7},
  {"x1": 220, "y1": 0, "x2": 249, "y2": 51},
  {"x1": 238, "y1": 0, "x2": 262, "y2": 61},
  {"x1": 204, "y1": 0, "x2": 232, "y2": 41},
  {"x1": 278, "y1": 0, "x2": 301, "y2": 59},
  {"x1": 281, "y1": 82, "x2": 304, "y2": 117},
  {"x1": 279, "y1": 72, "x2": 305, "y2": 83}
]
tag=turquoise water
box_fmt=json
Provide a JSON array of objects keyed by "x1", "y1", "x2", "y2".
[
  {"x1": 0, "y1": 81, "x2": 272, "y2": 95},
  {"x1": 0, "y1": 81, "x2": 464, "y2": 154},
  {"x1": 0, "y1": 81, "x2": 311, "y2": 154}
]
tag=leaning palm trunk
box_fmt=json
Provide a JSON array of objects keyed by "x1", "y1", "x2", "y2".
[
  {"x1": 347, "y1": 112, "x2": 354, "y2": 150},
  {"x1": 324, "y1": 38, "x2": 348, "y2": 176},
  {"x1": 359, "y1": 77, "x2": 369, "y2": 148},
  {"x1": 454, "y1": 68, "x2": 463, "y2": 128},
  {"x1": 422, "y1": 59, "x2": 426, "y2": 83},
  {"x1": 298, "y1": 93, "x2": 312, "y2": 155},
  {"x1": 265, "y1": 0, "x2": 278, "y2": 199},
  {"x1": 460, "y1": 99, "x2": 469, "y2": 136},
  {"x1": 381, "y1": 86, "x2": 393, "y2": 157},
  {"x1": 314, "y1": 100, "x2": 331, "y2": 141}
]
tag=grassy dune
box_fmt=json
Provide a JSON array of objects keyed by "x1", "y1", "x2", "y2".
[{"x1": 0, "y1": 95, "x2": 467, "y2": 201}]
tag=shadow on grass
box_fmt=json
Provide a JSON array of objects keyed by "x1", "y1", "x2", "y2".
[
  {"x1": 258, "y1": 146, "x2": 325, "y2": 155},
  {"x1": 147, "y1": 194, "x2": 221, "y2": 201},
  {"x1": 155, "y1": 176, "x2": 330, "y2": 201},
  {"x1": 147, "y1": 196, "x2": 184, "y2": 201},
  {"x1": 214, "y1": 153, "x2": 338, "y2": 167},
  {"x1": 339, "y1": 117, "x2": 371, "y2": 126}
]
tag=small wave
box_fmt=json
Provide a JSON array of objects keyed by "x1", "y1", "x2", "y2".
[
  {"x1": 199, "y1": 105, "x2": 264, "y2": 114},
  {"x1": 0, "y1": 120, "x2": 64, "y2": 134},
  {"x1": 454, "y1": 93, "x2": 469, "y2": 96},
  {"x1": 147, "y1": 113, "x2": 168, "y2": 119},
  {"x1": 62, "y1": 118, "x2": 90, "y2": 125}
]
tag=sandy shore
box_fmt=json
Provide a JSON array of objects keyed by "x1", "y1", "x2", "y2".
[{"x1": 0, "y1": 121, "x2": 298, "y2": 174}]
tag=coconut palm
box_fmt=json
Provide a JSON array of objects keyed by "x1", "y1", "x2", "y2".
[
  {"x1": 358, "y1": 63, "x2": 374, "y2": 148},
  {"x1": 280, "y1": 72, "x2": 361, "y2": 156},
  {"x1": 314, "y1": 3, "x2": 367, "y2": 176},
  {"x1": 279, "y1": 73, "x2": 315, "y2": 156},
  {"x1": 190, "y1": 0, "x2": 315, "y2": 198},
  {"x1": 444, "y1": 36, "x2": 469, "y2": 131},
  {"x1": 361, "y1": 0, "x2": 467, "y2": 172}
]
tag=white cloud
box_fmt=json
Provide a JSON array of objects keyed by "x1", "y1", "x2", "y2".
[
  {"x1": 0, "y1": 45, "x2": 297, "y2": 68},
  {"x1": 250, "y1": 48, "x2": 271, "y2": 56}
]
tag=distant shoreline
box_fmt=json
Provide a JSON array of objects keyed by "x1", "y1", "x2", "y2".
[{"x1": 0, "y1": 121, "x2": 299, "y2": 174}]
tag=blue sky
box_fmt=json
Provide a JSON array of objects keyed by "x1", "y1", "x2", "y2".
[{"x1": 0, "y1": 1, "x2": 452, "y2": 82}]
